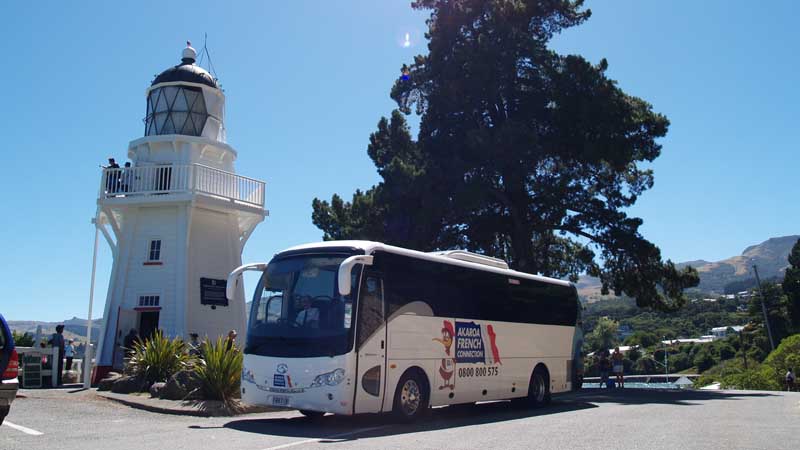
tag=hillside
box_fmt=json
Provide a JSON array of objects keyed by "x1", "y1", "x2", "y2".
[
  {"x1": 682, "y1": 235, "x2": 798, "y2": 293},
  {"x1": 8, "y1": 316, "x2": 103, "y2": 344},
  {"x1": 579, "y1": 235, "x2": 799, "y2": 300}
]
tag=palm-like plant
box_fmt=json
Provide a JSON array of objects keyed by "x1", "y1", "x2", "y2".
[
  {"x1": 129, "y1": 330, "x2": 193, "y2": 386},
  {"x1": 194, "y1": 336, "x2": 243, "y2": 410}
]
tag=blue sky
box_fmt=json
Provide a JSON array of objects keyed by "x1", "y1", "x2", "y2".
[{"x1": 1, "y1": 1, "x2": 797, "y2": 321}]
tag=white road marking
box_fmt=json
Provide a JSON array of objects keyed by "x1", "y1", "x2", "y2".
[
  {"x1": 3, "y1": 421, "x2": 44, "y2": 436},
  {"x1": 263, "y1": 425, "x2": 389, "y2": 450}
]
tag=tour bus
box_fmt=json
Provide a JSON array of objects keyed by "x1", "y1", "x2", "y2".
[{"x1": 227, "y1": 240, "x2": 583, "y2": 420}]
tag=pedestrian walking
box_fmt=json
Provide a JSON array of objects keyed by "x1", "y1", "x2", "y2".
[{"x1": 786, "y1": 368, "x2": 796, "y2": 392}]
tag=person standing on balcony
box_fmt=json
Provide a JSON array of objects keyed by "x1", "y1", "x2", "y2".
[
  {"x1": 103, "y1": 158, "x2": 121, "y2": 194},
  {"x1": 121, "y1": 162, "x2": 133, "y2": 193}
]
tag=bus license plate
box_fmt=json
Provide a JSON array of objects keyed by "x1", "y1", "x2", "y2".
[{"x1": 271, "y1": 395, "x2": 290, "y2": 407}]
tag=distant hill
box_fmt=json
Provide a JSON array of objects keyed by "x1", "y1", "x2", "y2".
[
  {"x1": 8, "y1": 316, "x2": 103, "y2": 344},
  {"x1": 578, "y1": 235, "x2": 799, "y2": 300},
  {"x1": 682, "y1": 235, "x2": 798, "y2": 293}
]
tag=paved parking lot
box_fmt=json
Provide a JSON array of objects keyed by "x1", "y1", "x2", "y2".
[{"x1": 2, "y1": 388, "x2": 799, "y2": 450}]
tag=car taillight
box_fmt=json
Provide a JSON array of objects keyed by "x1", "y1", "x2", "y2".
[{"x1": 2, "y1": 349, "x2": 19, "y2": 380}]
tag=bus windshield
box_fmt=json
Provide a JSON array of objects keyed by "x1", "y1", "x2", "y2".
[{"x1": 246, "y1": 254, "x2": 358, "y2": 357}]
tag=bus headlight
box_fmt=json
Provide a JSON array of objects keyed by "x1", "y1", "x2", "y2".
[{"x1": 312, "y1": 368, "x2": 346, "y2": 387}]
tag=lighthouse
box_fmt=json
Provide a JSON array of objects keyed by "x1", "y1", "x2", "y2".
[{"x1": 94, "y1": 43, "x2": 267, "y2": 372}]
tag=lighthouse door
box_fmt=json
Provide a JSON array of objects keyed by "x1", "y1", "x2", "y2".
[{"x1": 353, "y1": 273, "x2": 386, "y2": 414}]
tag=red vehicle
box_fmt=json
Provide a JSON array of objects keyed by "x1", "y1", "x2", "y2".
[{"x1": 0, "y1": 313, "x2": 20, "y2": 425}]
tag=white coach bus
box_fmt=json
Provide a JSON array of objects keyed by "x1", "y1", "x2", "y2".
[{"x1": 228, "y1": 240, "x2": 583, "y2": 420}]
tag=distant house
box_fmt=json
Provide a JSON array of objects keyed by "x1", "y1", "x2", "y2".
[
  {"x1": 588, "y1": 345, "x2": 640, "y2": 357},
  {"x1": 711, "y1": 326, "x2": 744, "y2": 340},
  {"x1": 662, "y1": 337, "x2": 715, "y2": 346}
]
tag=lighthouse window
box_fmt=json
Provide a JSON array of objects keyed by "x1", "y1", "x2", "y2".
[
  {"x1": 139, "y1": 295, "x2": 160, "y2": 307},
  {"x1": 144, "y1": 85, "x2": 209, "y2": 137},
  {"x1": 148, "y1": 239, "x2": 162, "y2": 261}
]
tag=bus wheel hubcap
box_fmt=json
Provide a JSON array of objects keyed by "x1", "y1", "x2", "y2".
[{"x1": 401, "y1": 380, "x2": 420, "y2": 415}]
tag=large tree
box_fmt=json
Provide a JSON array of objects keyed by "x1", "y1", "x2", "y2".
[
  {"x1": 313, "y1": 0, "x2": 698, "y2": 310},
  {"x1": 782, "y1": 238, "x2": 800, "y2": 330}
]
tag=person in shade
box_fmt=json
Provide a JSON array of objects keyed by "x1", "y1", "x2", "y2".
[
  {"x1": 225, "y1": 330, "x2": 238, "y2": 351},
  {"x1": 49, "y1": 325, "x2": 66, "y2": 386},
  {"x1": 188, "y1": 333, "x2": 202, "y2": 356},
  {"x1": 123, "y1": 329, "x2": 139, "y2": 357},
  {"x1": 598, "y1": 350, "x2": 611, "y2": 388},
  {"x1": 65, "y1": 339, "x2": 75, "y2": 371},
  {"x1": 786, "y1": 368, "x2": 796, "y2": 392},
  {"x1": 612, "y1": 347, "x2": 625, "y2": 388}
]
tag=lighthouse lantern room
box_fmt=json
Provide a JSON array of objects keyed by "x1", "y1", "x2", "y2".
[{"x1": 94, "y1": 43, "x2": 267, "y2": 373}]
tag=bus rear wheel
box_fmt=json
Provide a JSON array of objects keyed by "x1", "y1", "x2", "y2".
[
  {"x1": 528, "y1": 367, "x2": 551, "y2": 407},
  {"x1": 393, "y1": 370, "x2": 429, "y2": 422},
  {"x1": 299, "y1": 409, "x2": 325, "y2": 419}
]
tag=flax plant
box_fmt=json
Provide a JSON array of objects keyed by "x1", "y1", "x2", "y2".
[
  {"x1": 129, "y1": 330, "x2": 193, "y2": 385},
  {"x1": 194, "y1": 336, "x2": 243, "y2": 410}
]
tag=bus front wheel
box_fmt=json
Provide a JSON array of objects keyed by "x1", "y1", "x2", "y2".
[{"x1": 393, "y1": 370, "x2": 429, "y2": 422}]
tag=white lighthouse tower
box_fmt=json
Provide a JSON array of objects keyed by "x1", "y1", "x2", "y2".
[{"x1": 94, "y1": 43, "x2": 266, "y2": 373}]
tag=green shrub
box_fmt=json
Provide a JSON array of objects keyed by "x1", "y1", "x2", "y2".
[
  {"x1": 764, "y1": 334, "x2": 800, "y2": 379},
  {"x1": 194, "y1": 336, "x2": 243, "y2": 410},
  {"x1": 720, "y1": 365, "x2": 782, "y2": 391},
  {"x1": 11, "y1": 330, "x2": 35, "y2": 347},
  {"x1": 635, "y1": 357, "x2": 656, "y2": 374},
  {"x1": 128, "y1": 331, "x2": 193, "y2": 386},
  {"x1": 669, "y1": 353, "x2": 692, "y2": 372},
  {"x1": 693, "y1": 349, "x2": 715, "y2": 372},
  {"x1": 718, "y1": 343, "x2": 736, "y2": 361}
]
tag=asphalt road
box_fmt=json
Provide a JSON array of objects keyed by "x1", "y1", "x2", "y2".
[{"x1": 2, "y1": 388, "x2": 798, "y2": 450}]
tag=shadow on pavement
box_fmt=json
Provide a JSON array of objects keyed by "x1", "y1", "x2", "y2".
[
  {"x1": 205, "y1": 399, "x2": 596, "y2": 441},
  {"x1": 566, "y1": 388, "x2": 776, "y2": 406}
]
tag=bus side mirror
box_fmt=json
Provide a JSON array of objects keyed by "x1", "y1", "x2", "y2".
[
  {"x1": 226, "y1": 262, "x2": 268, "y2": 301},
  {"x1": 338, "y1": 255, "x2": 374, "y2": 297}
]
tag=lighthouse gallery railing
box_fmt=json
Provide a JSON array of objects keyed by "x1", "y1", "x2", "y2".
[{"x1": 99, "y1": 164, "x2": 265, "y2": 208}]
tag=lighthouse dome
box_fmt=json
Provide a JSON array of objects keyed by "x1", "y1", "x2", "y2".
[
  {"x1": 151, "y1": 58, "x2": 218, "y2": 89},
  {"x1": 144, "y1": 43, "x2": 225, "y2": 141}
]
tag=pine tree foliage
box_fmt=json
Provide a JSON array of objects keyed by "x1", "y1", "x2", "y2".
[
  {"x1": 782, "y1": 238, "x2": 800, "y2": 329},
  {"x1": 312, "y1": 0, "x2": 699, "y2": 310}
]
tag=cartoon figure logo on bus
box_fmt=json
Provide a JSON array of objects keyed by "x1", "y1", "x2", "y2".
[{"x1": 432, "y1": 320, "x2": 456, "y2": 390}]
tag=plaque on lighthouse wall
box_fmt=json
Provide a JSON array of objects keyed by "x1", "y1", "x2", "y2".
[{"x1": 200, "y1": 278, "x2": 228, "y2": 306}]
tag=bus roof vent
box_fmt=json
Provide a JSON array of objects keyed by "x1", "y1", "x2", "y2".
[{"x1": 431, "y1": 250, "x2": 510, "y2": 270}]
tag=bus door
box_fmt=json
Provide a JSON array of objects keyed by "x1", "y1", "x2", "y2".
[{"x1": 353, "y1": 272, "x2": 387, "y2": 414}]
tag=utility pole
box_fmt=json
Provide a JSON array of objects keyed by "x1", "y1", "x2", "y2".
[
  {"x1": 753, "y1": 265, "x2": 776, "y2": 351},
  {"x1": 83, "y1": 216, "x2": 100, "y2": 388}
]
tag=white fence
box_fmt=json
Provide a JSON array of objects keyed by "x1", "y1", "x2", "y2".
[{"x1": 100, "y1": 164, "x2": 265, "y2": 208}]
